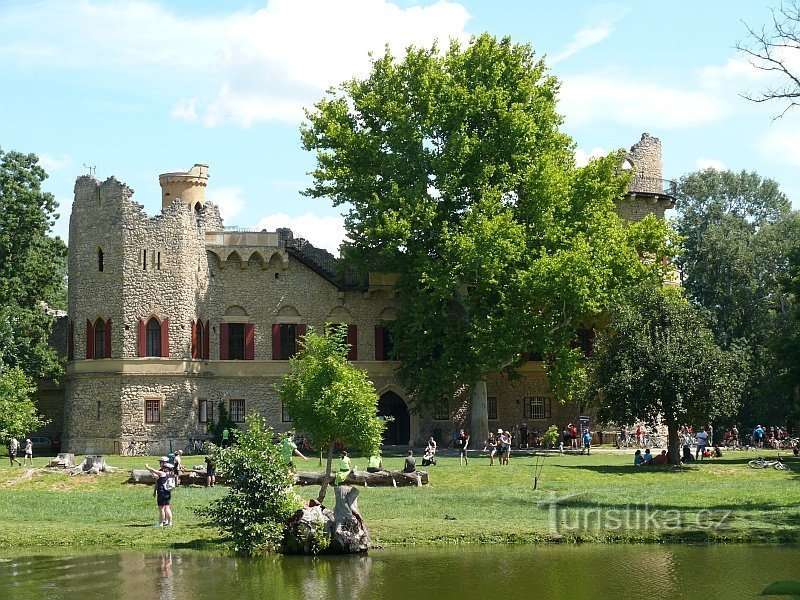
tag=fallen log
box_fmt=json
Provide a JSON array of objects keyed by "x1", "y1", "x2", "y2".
[
  {"x1": 129, "y1": 469, "x2": 214, "y2": 486},
  {"x1": 295, "y1": 469, "x2": 428, "y2": 487}
]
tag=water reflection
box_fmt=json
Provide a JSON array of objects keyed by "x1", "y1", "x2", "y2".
[{"x1": 0, "y1": 545, "x2": 797, "y2": 600}]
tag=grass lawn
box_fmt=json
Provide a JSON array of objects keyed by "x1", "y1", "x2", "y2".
[{"x1": 0, "y1": 449, "x2": 797, "y2": 552}]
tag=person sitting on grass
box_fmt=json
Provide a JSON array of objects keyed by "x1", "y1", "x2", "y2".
[
  {"x1": 651, "y1": 450, "x2": 668, "y2": 465},
  {"x1": 634, "y1": 449, "x2": 646, "y2": 466},
  {"x1": 641, "y1": 448, "x2": 653, "y2": 465}
]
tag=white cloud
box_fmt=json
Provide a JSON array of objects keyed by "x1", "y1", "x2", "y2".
[
  {"x1": 550, "y1": 12, "x2": 626, "y2": 64},
  {"x1": 256, "y1": 212, "x2": 346, "y2": 255},
  {"x1": 207, "y1": 187, "x2": 245, "y2": 220},
  {"x1": 695, "y1": 157, "x2": 726, "y2": 171},
  {"x1": 574, "y1": 146, "x2": 607, "y2": 167},
  {"x1": 0, "y1": 0, "x2": 472, "y2": 128},
  {"x1": 559, "y1": 72, "x2": 731, "y2": 129},
  {"x1": 38, "y1": 154, "x2": 72, "y2": 171},
  {"x1": 170, "y1": 98, "x2": 198, "y2": 122}
]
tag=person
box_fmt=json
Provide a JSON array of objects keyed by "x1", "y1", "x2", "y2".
[
  {"x1": 618, "y1": 426, "x2": 628, "y2": 448},
  {"x1": 488, "y1": 429, "x2": 502, "y2": 466},
  {"x1": 713, "y1": 444, "x2": 723, "y2": 458},
  {"x1": 682, "y1": 443, "x2": 694, "y2": 463},
  {"x1": 568, "y1": 423, "x2": 578, "y2": 450},
  {"x1": 519, "y1": 423, "x2": 528, "y2": 449},
  {"x1": 402, "y1": 449, "x2": 416, "y2": 473},
  {"x1": 145, "y1": 457, "x2": 174, "y2": 526},
  {"x1": 8, "y1": 437, "x2": 21, "y2": 467},
  {"x1": 731, "y1": 425, "x2": 739, "y2": 448},
  {"x1": 457, "y1": 428, "x2": 470, "y2": 466},
  {"x1": 695, "y1": 427, "x2": 709, "y2": 460},
  {"x1": 367, "y1": 453, "x2": 383, "y2": 473},
  {"x1": 500, "y1": 431, "x2": 511, "y2": 465},
  {"x1": 707, "y1": 423, "x2": 714, "y2": 446},
  {"x1": 652, "y1": 450, "x2": 669, "y2": 465},
  {"x1": 334, "y1": 450, "x2": 351, "y2": 484},
  {"x1": 634, "y1": 449, "x2": 646, "y2": 466},
  {"x1": 172, "y1": 450, "x2": 185, "y2": 487},
  {"x1": 204, "y1": 454, "x2": 216, "y2": 487},
  {"x1": 24, "y1": 438, "x2": 33, "y2": 466},
  {"x1": 793, "y1": 440, "x2": 800, "y2": 456},
  {"x1": 582, "y1": 429, "x2": 592, "y2": 455},
  {"x1": 280, "y1": 432, "x2": 308, "y2": 470},
  {"x1": 753, "y1": 424, "x2": 765, "y2": 449},
  {"x1": 636, "y1": 425, "x2": 644, "y2": 448},
  {"x1": 221, "y1": 428, "x2": 230, "y2": 448},
  {"x1": 422, "y1": 442, "x2": 436, "y2": 466}
]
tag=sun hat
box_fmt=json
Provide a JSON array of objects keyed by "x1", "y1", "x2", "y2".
[
  {"x1": 497, "y1": 428, "x2": 503, "y2": 434},
  {"x1": 159, "y1": 456, "x2": 168, "y2": 462}
]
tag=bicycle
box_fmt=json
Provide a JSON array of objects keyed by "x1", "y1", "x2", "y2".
[
  {"x1": 748, "y1": 457, "x2": 787, "y2": 470},
  {"x1": 183, "y1": 437, "x2": 208, "y2": 455},
  {"x1": 122, "y1": 439, "x2": 151, "y2": 456}
]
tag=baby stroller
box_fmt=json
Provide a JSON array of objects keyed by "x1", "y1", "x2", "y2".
[{"x1": 422, "y1": 443, "x2": 437, "y2": 466}]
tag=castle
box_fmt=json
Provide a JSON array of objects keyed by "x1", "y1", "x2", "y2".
[{"x1": 57, "y1": 134, "x2": 674, "y2": 454}]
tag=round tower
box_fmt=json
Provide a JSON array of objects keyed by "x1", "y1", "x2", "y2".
[{"x1": 159, "y1": 163, "x2": 208, "y2": 210}]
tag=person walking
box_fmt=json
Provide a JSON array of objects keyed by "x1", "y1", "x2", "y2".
[
  {"x1": 582, "y1": 429, "x2": 592, "y2": 455},
  {"x1": 457, "y1": 429, "x2": 470, "y2": 465},
  {"x1": 8, "y1": 437, "x2": 21, "y2": 467},
  {"x1": 204, "y1": 454, "x2": 216, "y2": 487},
  {"x1": 145, "y1": 457, "x2": 175, "y2": 526},
  {"x1": 23, "y1": 438, "x2": 33, "y2": 466},
  {"x1": 695, "y1": 427, "x2": 709, "y2": 460}
]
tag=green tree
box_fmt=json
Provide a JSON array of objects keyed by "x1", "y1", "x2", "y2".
[
  {"x1": 674, "y1": 169, "x2": 800, "y2": 425},
  {"x1": 302, "y1": 34, "x2": 673, "y2": 443},
  {"x1": 586, "y1": 286, "x2": 744, "y2": 465},
  {"x1": 278, "y1": 325, "x2": 384, "y2": 503},
  {"x1": 0, "y1": 148, "x2": 67, "y2": 381},
  {"x1": 778, "y1": 241, "x2": 800, "y2": 421},
  {"x1": 0, "y1": 366, "x2": 50, "y2": 441},
  {"x1": 197, "y1": 414, "x2": 299, "y2": 556}
]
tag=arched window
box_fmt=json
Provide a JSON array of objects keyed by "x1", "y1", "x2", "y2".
[
  {"x1": 98, "y1": 248, "x2": 104, "y2": 272},
  {"x1": 197, "y1": 320, "x2": 205, "y2": 358},
  {"x1": 146, "y1": 317, "x2": 162, "y2": 357},
  {"x1": 93, "y1": 318, "x2": 106, "y2": 358}
]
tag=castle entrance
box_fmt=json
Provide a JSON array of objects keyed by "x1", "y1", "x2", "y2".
[{"x1": 378, "y1": 391, "x2": 410, "y2": 446}]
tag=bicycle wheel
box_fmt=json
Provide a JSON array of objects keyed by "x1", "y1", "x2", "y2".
[
  {"x1": 748, "y1": 459, "x2": 767, "y2": 468},
  {"x1": 183, "y1": 445, "x2": 194, "y2": 456},
  {"x1": 122, "y1": 446, "x2": 134, "y2": 457},
  {"x1": 773, "y1": 461, "x2": 788, "y2": 471}
]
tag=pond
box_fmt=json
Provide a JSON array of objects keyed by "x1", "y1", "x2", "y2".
[{"x1": 0, "y1": 544, "x2": 797, "y2": 599}]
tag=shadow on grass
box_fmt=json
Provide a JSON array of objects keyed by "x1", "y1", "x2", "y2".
[{"x1": 557, "y1": 464, "x2": 688, "y2": 475}]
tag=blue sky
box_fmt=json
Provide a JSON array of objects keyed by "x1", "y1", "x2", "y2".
[{"x1": 1, "y1": 0, "x2": 798, "y2": 253}]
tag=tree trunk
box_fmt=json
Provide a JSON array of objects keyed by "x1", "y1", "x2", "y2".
[
  {"x1": 317, "y1": 441, "x2": 335, "y2": 504},
  {"x1": 666, "y1": 413, "x2": 681, "y2": 466},
  {"x1": 296, "y1": 469, "x2": 428, "y2": 487},
  {"x1": 470, "y1": 380, "x2": 488, "y2": 447}
]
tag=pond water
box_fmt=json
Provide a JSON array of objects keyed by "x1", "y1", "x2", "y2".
[{"x1": 0, "y1": 544, "x2": 797, "y2": 600}]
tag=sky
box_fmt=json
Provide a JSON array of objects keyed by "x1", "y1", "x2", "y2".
[{"x1": 2, "y1": 0, "x2": 799, "y2": 254}]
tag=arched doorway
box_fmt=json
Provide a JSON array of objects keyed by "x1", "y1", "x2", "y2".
[{"x1": 378, "y1": 391, "x2": 410, "y2": 445}]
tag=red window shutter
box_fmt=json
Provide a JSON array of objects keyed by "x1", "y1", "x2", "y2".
[
  {"x1": 375, "y1": 326, "x2": 384, "y2": 360},
  {"x1": 191, "y1": 320, "x2": 198, "y2": 359},
  {"x1": 68, "y1": 321, "x2": 74, "y2": 361},
  {"x1": 220, "y1": 322, "x2": 229, "y2": 360},
  {"x1": 161, "y1": 317, "x2": 170, "y2": 358},
  {"x1": 203, "y1": 320, "x2": 210, "y2": 360},
  {"x1": 245, "y1": 323, "x2": 255, "y2": 360},
  {"x1": 272, "y1": 324, "x2": 281, "y2": 360},
  {"x1": 105, "y1": 318, "x2": 112, "y2": 359},
  {"x1": 86, "y1": 319, "x2": 93, "y2": 359},
  {"x1": 347, "y1": 324, "x2": 357, "y2": 360},
  {"x1": 296, "y1": 324, "x2": 307, "y2": 354},
  {"x1": 137, "y1": 318, "x2": 146, "y2": 357}
]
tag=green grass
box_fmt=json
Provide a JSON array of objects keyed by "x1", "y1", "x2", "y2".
[{"x1": 0, "y1": 449, "x2": 797, "y2": 552}]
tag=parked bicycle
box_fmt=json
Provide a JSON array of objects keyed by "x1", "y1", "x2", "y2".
[
  {"x1": 122, "y1": 439, "x2": 151, "y2": 456},
  {"x1": 183, "y1": 436, "x2": 208, "y2": 455},
  {"x1": 748, "y1": 456, "x2": 787, "y2": 470}
]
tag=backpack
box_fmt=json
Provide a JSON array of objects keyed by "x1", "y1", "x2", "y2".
[{"x1": 163, "y1": 476, "x2": 177, "y2": 491}]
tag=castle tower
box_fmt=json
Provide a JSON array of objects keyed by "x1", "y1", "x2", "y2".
[{"x1": 159, "y1": 163, "x2": 208, "y2": 211}]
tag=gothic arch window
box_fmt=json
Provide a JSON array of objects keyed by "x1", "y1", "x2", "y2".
[
  {"x1": 192, "y1": 319, "x2": 210, "y2": 360},
  {"x1": 94, "y1": 318, "x2": 106, "y2": 358},
  {"x1": 87, "y1": 317, "x2": 111, "y2": 359},
  {"x1": 137, "y1": 316, "x2": 170, "y2": 358},
  {"x1": 146, "y1": 317, "x2": 161, "y2": 357}
]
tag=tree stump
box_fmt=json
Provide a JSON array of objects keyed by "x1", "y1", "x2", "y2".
[
  {"x1": 282, "y1": 485, "x2": 371, "y2": 555},
  {"x1": 46, "y1": 453, "x2": 76, "y2": 469},
  {"x1": 69, "y1": 455, "x2": 106, "y2": 475}
]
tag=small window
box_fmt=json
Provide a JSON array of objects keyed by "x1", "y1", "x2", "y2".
[
  {"x1": 98, "y1": 248, "x2": 104, "y2": 272},
  {"x1": 157, "y1": 251, "x2": 161, "y2": 270},
  {"x1": 487, "y1": 396, "x2": 498, "y2": 421},
  {"x1": 93, "y1": 318, "x2": 106, "y2": 359},
  {"x1": 229, "y1": 399, "x2": 246, "y2": 423},
  {"x1": 146, "y1": 317, "x2": 161, "y2": 357},
  {"x1": 142, "y1": 249, "x2": 147, "y2": 271},
  {"x1": 281, "y1": 401, "x2": 291, "y2": 422},
  {"x1": 523, "y1": 396, "x2": 551, "y2": 420},
  {"x1": 96, "y1": 401, "x2": 101, "y2": 420},
  {"x1": 198, "y1": 399, "x2": 212, "y2": 423},
  {"x1": 433, "y1": 397, "x2": 449, "y2": 421},
  {"x1": 145, "y1": 398, "x2": 161, "y2": 423}
]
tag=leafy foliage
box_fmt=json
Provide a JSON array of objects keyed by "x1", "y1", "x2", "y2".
[
  {"x1": 0, "y1": 148, "x2": 66, "y2": 381},
  {"x1": 301, "y1": 34, "x2": 673, "y2": 440},
  {"x1": 673, "y1": 169, "x2": 800, "y2": 425},
  {"x1": 586, "y1": 285, "x2": 744, "y2": 464},
  {"x1": 196, "y1": 415, "x2": 299, "y2": 556},
  {"x1": 278, "y1": 325, "x2": 384, "y2": 502},
  {"x1": 0, "y1": 366, "x2": 50, "y2": 440}
]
